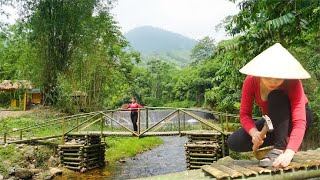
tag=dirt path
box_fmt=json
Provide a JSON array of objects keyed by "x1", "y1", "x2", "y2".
[{"x1": 0, "y1": 110, "x2": 32, "y2": 119}]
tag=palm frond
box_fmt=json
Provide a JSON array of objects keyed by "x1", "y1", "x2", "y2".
[{"x1": 267, "y1": 12, "x2": 295, "y2": 29}]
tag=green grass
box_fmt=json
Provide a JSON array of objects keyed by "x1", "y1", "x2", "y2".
[
  {"x1": 105, "y1": 136, "x2": 163, "y2": 162},
  {"x1": 0, "y1": 144, "x2": 25, "y2": 176}
]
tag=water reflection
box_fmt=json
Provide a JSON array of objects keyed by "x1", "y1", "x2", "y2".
[{"x1": 54, "y1": 164, "x2": 119, "y2": 180}]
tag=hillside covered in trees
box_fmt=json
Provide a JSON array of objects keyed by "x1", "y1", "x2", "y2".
[
  {"x1": 125, "y1": 26, "x2": 196, "y2": 66},
  {"x1": 0, "y1": 0, "x2": 319, "y2": 127}
]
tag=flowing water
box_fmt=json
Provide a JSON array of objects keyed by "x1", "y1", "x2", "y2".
[
  {"x1": 111, "y1": 136, "x2": 188, "y2": 179},
  {"x1": 55, "y1": 136, "x2": 188, "y2": 180}
]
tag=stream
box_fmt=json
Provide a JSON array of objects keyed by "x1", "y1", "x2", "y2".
[
  {"x1": 111, "y1": 136, "x2": 187, "y2": 179},
  {"x1": 55, "y1": 136, "x2": 188, "y2": 180}
]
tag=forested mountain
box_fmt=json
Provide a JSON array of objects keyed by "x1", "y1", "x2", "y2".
[
  {"x1": 125, "y1": 26, "x2": 196, "y2": 66},
  {"x1": 125, "y1": 26, "x2": 196, "y2": 54}
]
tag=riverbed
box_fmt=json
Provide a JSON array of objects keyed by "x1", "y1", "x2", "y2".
[{"x1": 55, "y1": 136, "x2": 188, "y2": 180}]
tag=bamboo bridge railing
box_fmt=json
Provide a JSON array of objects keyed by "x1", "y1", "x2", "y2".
[{"x1": 1, "y1": 107, "x2": 248, "y2": 145}]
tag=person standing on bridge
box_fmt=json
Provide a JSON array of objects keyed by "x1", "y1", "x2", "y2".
[
  {"x1": 122, "y1": 97, "x2": 144, "y2": 132},
  {"x1": 227, "y1": 43, "x2": 313, "y2": 168}
]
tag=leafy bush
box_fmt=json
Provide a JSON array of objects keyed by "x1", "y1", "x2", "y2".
[
  {"x1": 143, "y1": 97, "x2": 164, "y2": 107},
  {"x1": 34, "y1": 146, "x2": 55, "y2": 168}
]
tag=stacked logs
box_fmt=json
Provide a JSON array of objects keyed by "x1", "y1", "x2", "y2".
[
  {"x1": 58, "y1": 134, "x2": 105, "y2": 172},
  {"x1": 185, "y1": 131, "x2": 229, "y2": 170}
]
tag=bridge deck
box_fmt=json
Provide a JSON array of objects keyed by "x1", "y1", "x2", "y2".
[
  {"x1": 3, "y1": 131, "x2": 226, "y2": 144},
  {"x1": 71, "y1": 131, "x2": 190, "y2": 136},
  {"x1": 137, "y1": 148, "x2": 320, "y2": 180}
]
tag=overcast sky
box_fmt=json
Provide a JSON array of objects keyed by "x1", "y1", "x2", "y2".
[
  {"x1": 1, "y1": 0, "x2": 239, "y2": 41},
  {"x1": 111, "y1": 0, "x2": 239, "y2": 41}
]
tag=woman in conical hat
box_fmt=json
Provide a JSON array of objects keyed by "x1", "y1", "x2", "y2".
[{"x1": 227, "y1": 43, "x2": 313, "y2": 168}]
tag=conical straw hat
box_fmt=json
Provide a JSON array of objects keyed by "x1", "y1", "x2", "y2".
[{"x1": 239, "y1": 43, "x2": 311, "y2": 79}]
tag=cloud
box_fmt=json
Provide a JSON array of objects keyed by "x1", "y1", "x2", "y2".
[{"x1": 0, "y1": 0, "x2": 239, "y2": 41}]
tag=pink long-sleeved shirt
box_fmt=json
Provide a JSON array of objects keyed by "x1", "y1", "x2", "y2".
[{"x1": 240, "y1": 76, "x2": 308, "y2": 152}]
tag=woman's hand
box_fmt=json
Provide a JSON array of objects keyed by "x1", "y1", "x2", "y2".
[
  {"x1": 251, "y1": 131, "x2": 265, "y2": 147},
  {"x1": 273, "y1": 149, "x2": 295, "y2": 167}
]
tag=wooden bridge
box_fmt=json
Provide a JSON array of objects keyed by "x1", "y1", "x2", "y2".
[{"x1": 1, "y1": 107, "x2": 237, "y2": 145}]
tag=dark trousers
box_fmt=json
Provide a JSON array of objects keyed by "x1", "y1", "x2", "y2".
[
  {"x1": 131, "y1": 112, "x2": 138, "y2": 131},
  {"x1": 227, "y1": 90, "x2": 313, "y2": 152}
]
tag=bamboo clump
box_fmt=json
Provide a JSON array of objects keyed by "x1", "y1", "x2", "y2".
[
  {"x1": 58, "y1": 134, "x2": 105, "y2": 172},
  {"x1": 185, "y1": 131, "x2": 229, "y2": 170}
]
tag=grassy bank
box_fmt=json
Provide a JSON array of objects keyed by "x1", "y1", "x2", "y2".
[{"x1": 105, "y1": 136, "x2": 163, "y2": 162}]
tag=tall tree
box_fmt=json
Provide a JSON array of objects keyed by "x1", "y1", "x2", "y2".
[
  {"x1": 191, "y1": 36, "x2": 216, "y2": 63},
  {"x1": 12, "y1": 0, "x2": 116, "y2": 105}
]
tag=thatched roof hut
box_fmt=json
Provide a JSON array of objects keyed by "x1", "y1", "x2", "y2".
[{"x1": 0, "y1": 80, "x2": 33, "y2": 91}]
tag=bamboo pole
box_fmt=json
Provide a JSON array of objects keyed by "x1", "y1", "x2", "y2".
[
  {"x1": 178, "y1": 109, "x2": 181, "y2": 136},
  {"x1": 100, "y1": 117, "x2": 103, "y2": 138},
  {"x1": 65, "y1": 113, "x2": 101, "y2": 135},
  {"x1": 180, "y1": 109, "x2": 225, "y2": 135},
  {"x1": 8, "y1": 135, "x2": 62, "y2": 144},
  {"x1": 219, "y1": 113, "x2": 224, "y2": 131},
  {"x1": 113, "y1": 113, "x2": 131, "y2": 124},
  {"x1": 100, "y1": 112, "x2": 137, "y2": 135},
  {"x1": 225, "y1": 111, "x2": 229, "y2": 132},
  {"x1": 76, "y1": 117, "x2": 79, "y2": 132},
  {"x1": 62, "y1": 118, "x2": 65, "y2": 145},
  {"x1": 139, "y1": 110, "x2": 178, "y2": 136},
  {"x1": 23, "y1": 92, "x2": 27, "y2": 111},
  {"x1": 151, "y1": 113, "x2": 177, "y2": 132},
  {"x1": 138, "y1": 109, "x2": 141, "y2": 135},
  {"x1": 79, "y1": 118, "x2": 102, "y2": 132},
  {"x1": 110, "y1": 112, "x2": 113, "y2": 130},
  {"x1": 183, "y1": 112, "x2": 186, "y2": 131},
  {"x1": 219, "y1": 113, "x2": 226, "y2": 157},
  {"x1": 146, "y1": 107, "x2": 149, "y2": 129},
  {"x1": 9, "y1": 112, "x2": 97, "y2": 133},
  {"x1": 4, "y1": 132, "x2": 7, "y2": 144}
]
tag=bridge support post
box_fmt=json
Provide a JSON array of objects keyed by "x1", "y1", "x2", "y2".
[
  {"x1": 219, "y1": 113, "x2": 224, "y2": 132},
  {"x1": 146, "y1": 108, "x2": 149, "y2": 129},
  {"x1": 100, "y1": 115, "x2": 104, "y2": 138},
  {"x1": 183, "y1": 113, "x2": 186, "y2": 131},
  {"x1": 138, "y1": 109, "x2": 141, "y2": 135},
  {"x1": 221, "y1": 134, "x2": 226, "y2": 157},
  {"x1": 178, "y1": 110, "x2": 181, "y2": 136},
  {"x1": 61, "y1": 118, "x2": 65, "y2": 145},
  {"x1": 110, "y1": 112, "x2": 113, "y2": 130},
  {"x1": 225, "y1": 112, "x2": 229, "y2": 132},
  {"x1": 76, "y1": 117, "x2": 79, "y2": 132},
  {"x1": 219, "y1": 112, "x2": 226, "y2": 157},
  {"x1": 19, "y1": 130, "x2": 22, "y2": 140},
  {"x1": 4, "y1": 132, "x2": 7, "y2": 144}
]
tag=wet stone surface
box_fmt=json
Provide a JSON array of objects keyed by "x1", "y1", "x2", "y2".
[{"x1": 112, "y1": 136, "x2": 188, "y2": 180}]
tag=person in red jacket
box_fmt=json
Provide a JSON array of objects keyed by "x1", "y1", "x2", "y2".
[
  {"x1": 227, "y1": 43, "x2": 313, "y2": 168},
  {"x1": 122, "y1": 97, "x2": 144, "y2": 132}
]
